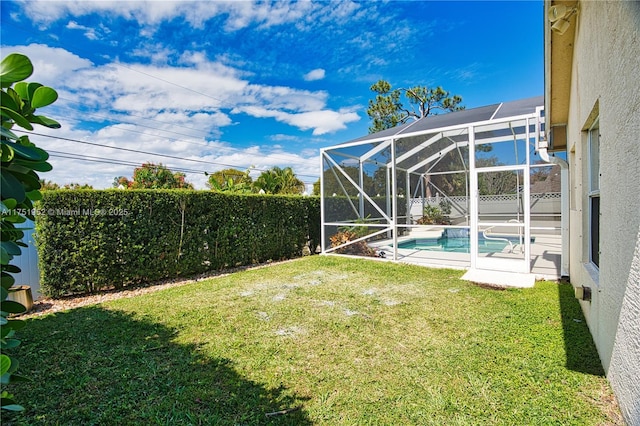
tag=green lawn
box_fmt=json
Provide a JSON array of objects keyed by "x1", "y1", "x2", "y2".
[{"x1": 4, "y1": 256, "x2": 620, "y2": 425}]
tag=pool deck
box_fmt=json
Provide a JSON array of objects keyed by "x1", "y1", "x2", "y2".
[{"x1": 368, "y1": 229, "x2": 562, "y2": 282}]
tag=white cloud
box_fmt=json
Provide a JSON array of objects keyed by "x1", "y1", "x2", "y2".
[
  {"x1": 222, "y1": 0, "x2": 316, "y2": 31},
  {"x1": 1, "y1": 43, "x2": 351, "y2": 188},
  {"x1": 15, "y1": 0, "x2": 355, "y2": 32},
  {"x1": 32, "y1": 117, "x2": 320, "y2": 190},
  {"x1": 303, "y1": 68, "x2": 325, "y2": 81},
  {"x1": 1, "y1": 44, "x2": 93, "y2": 87},
  {"x1": 22, "y1": 45, "x2": 353, "y2": 136},
  {"x1": 445, "y1": 62, "x2": 484, "y2": 83},
  {"x1": 285, "y1": 108, "x2": 361, "y2": 135},
  {"x1": 18, "y1": 1, "x2": 196, "y2": 27},
  {"x1": 242, "y1": 84, "x2": 327, "y2": 113},
  {"x1": 130, "y1": 43, "x2": 178, "y2": 64},
  {"x1": 65, "y1": 20, "x2": 98, "y2": 40},
  {"x1": 270, "y1": 134, "x2": 301, "y2": 142},
  {"x1": 233, "y1": 106, "x2": 360, "y2": 135}
]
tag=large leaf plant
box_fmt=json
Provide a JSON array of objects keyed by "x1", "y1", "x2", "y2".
[{"x1": 1, "y1": 53, "x2": 59, "y2": 412}]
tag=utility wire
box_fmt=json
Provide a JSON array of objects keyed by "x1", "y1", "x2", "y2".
[
  {"x1": 55, "y1": 96, "x2": 212, "y2": 138},
  {"x1": 47, "y1": 150, "x2": 208, "y2": 174},
  {"x1": 18, "y1": 129, "x2": 265, "y2": 171},
  {"x1": 52, "y1": 97, "x2": 317, "y2": 165},
  {"x1": 47, "y1": 151, "x2": 317, "y2": 185},
  {"x1": 53, "y1": 102, "x2": 213, "y2": 142},
  {"x1": 5, "y1": 21, "x2": 322, "y2": 181},
  {"x1": 21, "y1": 130, "x2": 319, "y2": 180}
]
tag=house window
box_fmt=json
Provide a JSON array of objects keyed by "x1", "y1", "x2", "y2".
[{"x1": 588, "y1": 120, "x2": 600, "y2": 268}]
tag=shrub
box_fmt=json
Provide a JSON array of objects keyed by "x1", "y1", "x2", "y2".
[
  {"x1": 1, "y1": 52, "x2": 60, "y2": 412},
  {"x1": 329, "y1": 230, "x2": 377, "y2": 257},
  {"x1": 35, "y1": 191, "x2": 320, "y2": 297},
  {"x1": 416, "y1": 204, "x2": 450, "y2": 225}
]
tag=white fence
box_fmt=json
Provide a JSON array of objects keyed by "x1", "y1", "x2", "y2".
[
  {"x1": 409, "y1": 193, "x2": 561, "y2": 228},
  {"x1": 10, "y1": 220, "x2": 42, "y2": 300}
]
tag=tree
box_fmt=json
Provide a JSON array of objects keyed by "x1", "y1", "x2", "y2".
[
  {"x1": 320, "y1": 166, "x2": 377, "y2": 197},
  {"x1": 39, "y1": 180, "x2": 93, "y2": 190},
  {"x1": 366, "y1": 80, "x2": 464, "y2": 133},
  {"x1": 113, "y1": 176, "x2": 130, "y2": 188},
  {"x1": 1, "y1": 52, "x2": 60, "y2": 412},
  {"x1": 207, "y1": 168, "x2": 252, "y2": 193},
  {"x1": 39, "y1": 179, "x2": 59, "y2": 190},
  {"x1": 114, "y1": 162, "x2": 194, "y2": 189},
  {"x1": 62, "y1": 182, "x2": 93, "y2": 190},
  {"x1": 276, "y1": 166, "x2": 306, "y2": 195},
  {"x1": 254, "y1": 167, "x2": 284, "y2": 194},
  {"x1": 253, "y1": 166, "x2": 305, "y2": 195},
  {"x1": 476, "y1": 157, "x2": 518, "y2": 196}
]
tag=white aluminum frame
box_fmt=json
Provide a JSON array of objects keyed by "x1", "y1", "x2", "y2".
[{"x1": 320, "y1": 103, "x2": 556, "y2": 276}]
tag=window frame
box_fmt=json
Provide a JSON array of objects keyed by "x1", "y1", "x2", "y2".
[{"x1": 587, "y1": 119, "x2": 600, "y2": 268}]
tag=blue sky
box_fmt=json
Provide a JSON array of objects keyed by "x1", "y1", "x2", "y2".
[{"x1": 1, "y1": 0, "x2": 543, "y2": 190}]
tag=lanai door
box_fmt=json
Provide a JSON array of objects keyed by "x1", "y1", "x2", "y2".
[{"x1": 470, "y1": 120, "x2": 531, "y2": 274}]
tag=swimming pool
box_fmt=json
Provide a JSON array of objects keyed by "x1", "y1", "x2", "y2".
[{"x1": 396, "y1": 229, "x2": 532, "y2": 253}]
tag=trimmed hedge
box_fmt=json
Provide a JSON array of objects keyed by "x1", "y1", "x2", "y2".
[{"x1": 35, "y1": 190, "x2": 320, "y2": 297}]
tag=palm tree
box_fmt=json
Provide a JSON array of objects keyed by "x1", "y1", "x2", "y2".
[
  {"x1": 253, "y1": 168, "x2": 280, "y2": 194},
  {"x1": 253, "y1": 166, "x2": 305, "y2": 195},
  {"x1": 277, "y1": 166, "x2": 306, "y2": 195}
]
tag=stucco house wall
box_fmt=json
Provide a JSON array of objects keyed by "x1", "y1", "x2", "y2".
[{"x1": 553, "y1": 1, "x2": 640, "y2": 423}]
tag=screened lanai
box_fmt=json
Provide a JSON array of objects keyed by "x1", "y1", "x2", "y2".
[{"x1": 320, "y1": 96, "x2": 566, "y2": 281}]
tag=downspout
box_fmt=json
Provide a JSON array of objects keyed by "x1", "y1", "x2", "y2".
[
  {"x1": 542, "y1": 2, "x2": 570, "y2": 279},
  {"x1": 537, "y1": 112, "x2": 570, "y2": 278}
]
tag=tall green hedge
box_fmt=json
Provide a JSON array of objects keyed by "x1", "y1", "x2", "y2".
[{"x1": 35, "y1": 190, "x2": 320, "y2": 297}]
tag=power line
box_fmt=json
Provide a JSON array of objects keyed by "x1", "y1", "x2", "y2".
[
  {"x1": 47, "y1": 150, "x2": 208, "y2": 174},
  {"x1": 4, "y1": 21, "x2": 321, "y2": 182},
  {"x1": 53, "y1": 113, "x2": 213, "y2": 149},
  {"x1": 51, "y1": 99, "x2": 318, "y2": 166},
  {"x1": 55, "y1": 96, "x2": 212, "y2": 137},
  {"x1": 3, "y1": 21, "x2": 324, "y2": 172},
  {"x1": 47, "y1": 151, "x2": 317, "y2": 185},
  {"x1": 18, "y1": 129, "x2": 320, "y2": 180},
  {"x1": 20, "y1": 129, "x2": 265, "y2": 171},
  {"x1": 53, "y1": 100, "x2": 213, "y2": 141}
]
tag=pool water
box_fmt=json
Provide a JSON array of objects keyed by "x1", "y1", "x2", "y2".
[{"x1": 397, "y1": 232, "x2": 533, "y2": 254}]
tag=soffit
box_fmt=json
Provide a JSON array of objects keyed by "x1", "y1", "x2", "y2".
[{"x1": 545, "y1": 0, "x2": 578, "y2": 150}]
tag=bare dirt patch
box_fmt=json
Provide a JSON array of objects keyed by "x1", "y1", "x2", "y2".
[{"x1": 18, "y1": 260, "x2": 296, "y2": 319}]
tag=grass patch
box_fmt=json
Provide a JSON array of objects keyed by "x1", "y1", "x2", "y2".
[{"x1": 3, "y1": 256, "x2": 620, "y2": 425}]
